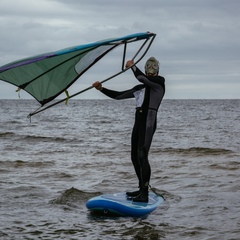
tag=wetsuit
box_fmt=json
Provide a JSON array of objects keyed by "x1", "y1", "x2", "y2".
[{"x1": 101, "y1": 66, "x2": 165, "y2": 194}]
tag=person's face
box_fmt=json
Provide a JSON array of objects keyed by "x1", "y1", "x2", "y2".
[{"x1": 145, "y1": 60, "x2": 159, "y2": 76}]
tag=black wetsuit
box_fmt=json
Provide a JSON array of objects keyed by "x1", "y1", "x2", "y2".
[{"x1": 101, "y1": 66, "x2": 165, "y2": 190}]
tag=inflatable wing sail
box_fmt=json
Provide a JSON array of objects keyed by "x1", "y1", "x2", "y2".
[{"x1": 0, "y1": 32, "x2": 156, "y2": 115}]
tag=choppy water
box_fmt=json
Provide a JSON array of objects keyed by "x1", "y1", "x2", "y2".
[{"x1": 0, "y1": 99, "x2": 239, "y2": 240}]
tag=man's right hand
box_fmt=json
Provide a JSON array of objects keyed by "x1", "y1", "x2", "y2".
[
  {"x1": 125, "y1": 60, "x2": 134, "y2": 68},
  {"x1": 92, "y1": 81, "x2": 103, "y2": 91}
]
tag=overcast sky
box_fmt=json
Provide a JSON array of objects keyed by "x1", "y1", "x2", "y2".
[{"x1": 0, "y1": 0, "x2": 239, "y2": 100}]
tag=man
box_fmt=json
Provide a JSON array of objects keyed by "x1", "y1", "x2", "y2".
[{"x1": 92, "y1": 57, "x2": 165, "y2": 202}]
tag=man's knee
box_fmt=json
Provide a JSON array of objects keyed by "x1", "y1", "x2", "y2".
[{"x1": 138, "y1": 147, "x2": 147, "y2": 160}]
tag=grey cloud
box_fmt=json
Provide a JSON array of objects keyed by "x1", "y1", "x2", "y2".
[{"x1": 0, "y1": 0, "x2": 239, "y2": 99}]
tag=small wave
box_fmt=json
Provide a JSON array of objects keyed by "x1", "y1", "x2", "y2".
[
  {"x1": 209, "y1": 161, "x2": 240, "y2": 171},
  {"x1": 49, "y1": 187, "x2": 102, "y2": 207},
  {"x1": 150, "y1": 187, "x2": 182, "y2": 204},
  {"x1": 0, "y1": 132, "x2": 15, "y2": 138},
  {"x1": 153, "y1": 147, "x2": 234, "y2": 156},
  {"x1": 0, "y1": 160, "x2": 55, "y2": 168},
  {"x1": 20, "y1": 135, "x2": 83, "y2": 144},
  {"x1": 22, "y1": 135, "x2": 67, "y2": 142}
]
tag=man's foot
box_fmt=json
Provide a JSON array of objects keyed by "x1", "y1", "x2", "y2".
[
  {"x1": 126, "y1": 190, "x2": 141, "y2": 197},
  {"x1": 132, "y1": 193, "x2": 148, "y2": 203}
]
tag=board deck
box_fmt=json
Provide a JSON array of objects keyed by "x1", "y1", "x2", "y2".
[{"x1": 86, "y1": 192, "x2": 164, "y2": 217}]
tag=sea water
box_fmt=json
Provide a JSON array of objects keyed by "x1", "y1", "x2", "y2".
[{"x1": 0, "y1": 99, "x2": 239, "y2": 240}]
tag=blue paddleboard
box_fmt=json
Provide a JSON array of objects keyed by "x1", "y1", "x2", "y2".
[{"x1": 86, "y1": 192, "x2": 164, "y2": 217}]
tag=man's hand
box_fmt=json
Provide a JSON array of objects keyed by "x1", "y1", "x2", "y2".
[
  {"x1": 125, "y1": 60, "x2": 134, "y2": 68},
  {"x1": 92, "y1": 81, "x2": 103, "y2": 91}
]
